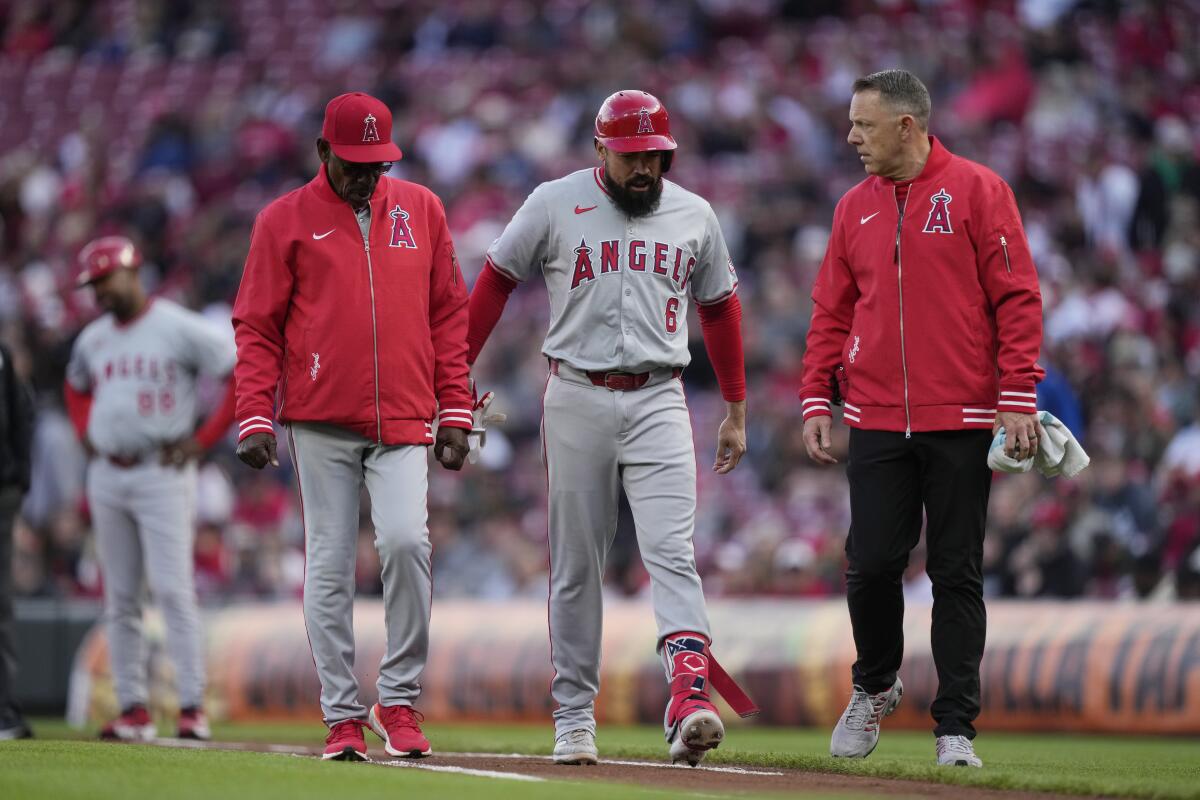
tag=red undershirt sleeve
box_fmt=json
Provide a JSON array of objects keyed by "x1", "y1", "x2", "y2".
[
  {"x1": 466, "y1": 259, "x2": 519, "y2": 365},
  {"x1": 63, "y1": 383, "x2": 92, "y2": 441},
  {"x1": 696, "y1": 294, "x2": 746, "y2": 402},
  {"x1": 194, "y1": 378, "x2": 237, "y2": 449}
]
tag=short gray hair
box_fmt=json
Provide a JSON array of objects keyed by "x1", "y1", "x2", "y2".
[{"x1": 852, "y1": 70, "x2": 931, "y2": 130}]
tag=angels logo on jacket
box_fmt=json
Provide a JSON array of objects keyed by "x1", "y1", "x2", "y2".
[
  {"x1": 388, "y1": 205, "x2": 417, "y2": 248},
  {"x1": 362, "y1": 113, "x2": 381, "y2": 143},
  {"x1": 923, "y1": 188, "x2": 954, "y2": 234}
]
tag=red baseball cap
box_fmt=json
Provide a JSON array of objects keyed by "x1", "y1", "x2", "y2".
[{"x1": 321, "y1": 92, "x2": 403, "y2": 163}]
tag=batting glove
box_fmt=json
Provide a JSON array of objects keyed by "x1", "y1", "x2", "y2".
[{"x1": 468, "y1": 389, "x2": 507, "y2": 464}]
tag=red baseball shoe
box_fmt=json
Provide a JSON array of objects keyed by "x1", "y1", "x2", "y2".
[
  {"x1": 368, "y1": 703, "x2": 432, "y2": 758},
  {"x1": 322, "y1": 719, "x2": 368, "y2": 761},
  {"x1": 177, "y1": 707, "x2": 211, "y2": 740},
  {"x1": 99, "y1": 705, "x2": 156, "y2": 742},
  {"x1": 663, "y1": 633, "x2": 724, "y2": 766}
]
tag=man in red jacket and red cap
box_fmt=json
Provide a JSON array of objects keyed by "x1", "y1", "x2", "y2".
[
  {"x1": 800, "y1": 70, "x2": 1045, "y2": 768},
  {"x1": 233, "y1": 92, "x2": 471, "y2": 761}
]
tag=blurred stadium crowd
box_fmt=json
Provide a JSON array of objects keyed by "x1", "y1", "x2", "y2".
[{"x1": 1, "y1": 0, "x2": 1198, "y2": 607}]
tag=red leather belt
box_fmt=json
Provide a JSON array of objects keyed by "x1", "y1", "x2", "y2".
[{"x1": 550, "y1": 360, "x2": 681, "y2": 391}]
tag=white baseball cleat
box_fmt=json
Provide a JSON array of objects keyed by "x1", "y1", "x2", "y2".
[
  {"x1": 936, "y1": 735, "x2": 983, "y2": 767},
  {"x1": 668, "y1": 708, "x2": 724, "y2": 767},
  {"x1": 553, "y1": 729, "x2": 598, "y2": 765},
  {"x1": 829, "y1": 676, "x2": 904, "y2": 758}
]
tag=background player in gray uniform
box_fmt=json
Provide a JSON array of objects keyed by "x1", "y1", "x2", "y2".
[
  {"x1": 64, "y1": 236, "x2": 237, "y2": 742},
  {"x1": 467, "y1": 90, "x2": 757, "y2": 766}
]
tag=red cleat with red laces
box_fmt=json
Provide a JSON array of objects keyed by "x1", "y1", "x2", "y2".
[
  {"x1": 368, "y1": 703, "x2": 432, "y2": 758},
  {"x1": 322, "y1": 719, "x2": 369, "y2": 761},
  {"x1": 99, "y1": 705, "x2": 156, "y2": 742}
]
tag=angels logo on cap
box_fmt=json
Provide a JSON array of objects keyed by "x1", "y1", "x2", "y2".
[
  {"x1": 321, "y1": 92, "x2": 403, "y2": 163},
  {"x1": 362, "y1": 113, "x2": 381, "y2": 144}
]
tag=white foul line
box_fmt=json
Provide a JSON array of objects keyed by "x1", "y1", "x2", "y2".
[
  {"x1": 378, "y1": 759, "x2": 544, "y2": 782},
  {"x1": 452, "y1": 751, "x2": 784, "y2": 777},
  {"x1": 152, "y1": 739, "x2": 782, "y2": 781}
]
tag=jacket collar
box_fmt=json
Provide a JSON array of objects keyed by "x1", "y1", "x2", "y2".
[
  {"x1": 875, "y1": 135, "x2": 952, "y2": 190},
  {"x1": 309, "y1": 163, "x2": 389, "y2": 206}
]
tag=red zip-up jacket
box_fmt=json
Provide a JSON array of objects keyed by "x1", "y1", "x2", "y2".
[
  {"x1": 232, "y1": 166, "x2": 473, "y2": 445},
  {"x1": 800, "y1": 137, "x2": 1044, "y2": 433}
]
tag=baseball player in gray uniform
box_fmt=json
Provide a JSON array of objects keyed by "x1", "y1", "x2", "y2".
[
  {"x1": 467, "y1": 90, "x2": 757, "y2": 767},
  {"x1": 64, "y1": 236, "x2": 237, "y2": 742}
]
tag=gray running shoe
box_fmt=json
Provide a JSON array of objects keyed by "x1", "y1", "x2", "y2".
[
  {"x1": 553, "y1": 729, "x2": 598, "y2": 765},
  {"x1": 936, "y1": 735, "x2": 983, "y2": 767},
  {"x1": 829, "y1": 677, "x2": 904, "y2": 758}
]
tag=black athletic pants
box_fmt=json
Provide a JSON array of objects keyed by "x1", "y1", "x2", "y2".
[
  {"x1": 0, "y1": 486, "x2": 23, "y2": 729},
  {"x1": 845, "y1": 428, "x2": 992, "y2": 739}
]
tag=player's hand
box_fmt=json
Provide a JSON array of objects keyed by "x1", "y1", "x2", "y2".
[
  {"x1": 994, "y1": 411, "x2": 1044, "y2": 460},
  {"x1": 714, "y1": 400, "x2": 746, "y2": 474},
  {"x1": 435, "y1": 426, "x2": 469, "y2": 471},
  {"x1": 160, "y1": 437, "x2": 203, "y2": 467},
  {"x1": 237, "y1": 432, "x2": 279, "y2": 469},
  {"x1": 803, "y1": 416, "x2": 838, "y2": 465}
]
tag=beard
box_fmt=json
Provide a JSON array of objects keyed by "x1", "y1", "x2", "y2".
[{"x1": 603, "y1": 171, "x2": 663, "y2": 218}]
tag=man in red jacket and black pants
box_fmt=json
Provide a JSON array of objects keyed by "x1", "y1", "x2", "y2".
[
  {"x1": 801, "y1": 71, "x2": 1044, "y2": 768},
  {"x1": 233, "y1": 92, "x2": 472, "y2": 762}
]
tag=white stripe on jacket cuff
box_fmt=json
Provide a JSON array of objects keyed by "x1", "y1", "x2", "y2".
[
  {"x1": 239, "y1": 423, "x2": 275, "y2": 438},
  {"x1": 802, "y1": 405, "x2": 831, "y2": 419}
]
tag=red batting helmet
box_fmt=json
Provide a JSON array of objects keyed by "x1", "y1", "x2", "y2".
[
  {"x1": 76, "y1": 236, "x2": 141, "y2": 287},
  {"x1": 594, "y1": 90, "x2": 677, "y2": 154}
]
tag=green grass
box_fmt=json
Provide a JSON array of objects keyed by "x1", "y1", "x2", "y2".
[
  {"x1": 0, "y1": 740, "x2": 725, "y2": 800},
  {"x1": 7, "y1": 719, "x2": 1200, "y2": 799}
]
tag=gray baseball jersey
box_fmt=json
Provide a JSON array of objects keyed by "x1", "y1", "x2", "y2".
[
  {"x1": 66, "y1": 299, "x2": 236, "y2": 456},
  {"x1": 485, "y1": 167, "x2": 738, "y2": 742},
  {"x1": 486, "y1": 167, "x2": 738, "y2": 373}
]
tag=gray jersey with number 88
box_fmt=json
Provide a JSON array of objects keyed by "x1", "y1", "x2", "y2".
[
  {"x1": 486, "y1": 167, "x2": 738, "y2": 373},
  {"x1": 66, "y1": 299, "x2": 236, "y2": 457}
]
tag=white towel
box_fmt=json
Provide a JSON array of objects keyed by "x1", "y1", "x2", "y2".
[{"x1": 987, "y1": 411, "x2": 1090, "y2": 478}]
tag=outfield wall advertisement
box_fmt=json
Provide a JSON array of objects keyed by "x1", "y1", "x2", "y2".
[{"x1": 68, "y1": 600, "x2": 1200, "y2": 734}]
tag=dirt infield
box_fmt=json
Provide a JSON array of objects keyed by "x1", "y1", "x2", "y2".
[{"x1": 153, "y1": 737, "x2": 1077, "y2": 798}]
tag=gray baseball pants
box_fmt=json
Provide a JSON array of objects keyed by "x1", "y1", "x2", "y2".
[
  {"x1": 287, "y1": 422, "x2": 431, "y2": 725},
  {"x1": 87, "y1": 458, "x2": 204, "y2": 710},
  {"x1": 543, "y1": 364, "x2": 712, "y2": 738}
]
